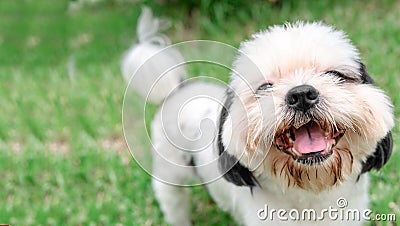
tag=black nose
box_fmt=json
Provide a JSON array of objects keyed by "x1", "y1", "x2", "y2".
[{"x1": 286, "y1": 85, "x2": 319, "y2": 111}]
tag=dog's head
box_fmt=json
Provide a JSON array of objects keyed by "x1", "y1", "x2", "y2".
[{"x1": 218, "y1": 22, "x2": 394, "y2": 192}]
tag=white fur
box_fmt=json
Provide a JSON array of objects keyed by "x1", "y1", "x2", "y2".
[
  {"x1": 125, "y1": 18, "x2": 394, "y2": 226},
  {"x1": 121, "y1": 7, "x2": 186, "y2": 104},
  {"x1": 150, "y1": 83, "x2": 370, "y2": 226}
]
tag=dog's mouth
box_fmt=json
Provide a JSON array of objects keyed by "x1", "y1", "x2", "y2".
[{"x1": 274, "y1": 121, "x2": 345, "y2": 165}]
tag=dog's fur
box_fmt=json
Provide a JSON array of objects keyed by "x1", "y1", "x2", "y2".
[{"x1": 122, "y1": 9, "x2": 394, "y2": 226}]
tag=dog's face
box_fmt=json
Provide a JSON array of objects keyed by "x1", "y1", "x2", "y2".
[{"x1": 218, "y1": 22, "x2": 394, "y2": 192}]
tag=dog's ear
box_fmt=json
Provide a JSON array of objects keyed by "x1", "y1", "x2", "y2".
[
  {"x1": 361, "y1": 132, "x2": 393, "y2": 173},
  {"x1": 217, "y1": 92, "x2": 258, "y2": 187},
  {"x1": 358, "y1": 62, "x2": 393, "y2": 173},
  {"x1": 359, "y1": 61, "x2": 375, "y2": 84}
]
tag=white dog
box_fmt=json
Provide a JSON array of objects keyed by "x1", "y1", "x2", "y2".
[{"x1": 122, "y1": 8, "x2": 394, "y2": 226}]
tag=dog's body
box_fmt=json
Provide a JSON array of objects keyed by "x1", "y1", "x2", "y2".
[
  {"x1": 123, "y1": 9, "x2": 394, "y2": 226},
  {"x1": 151, "y1": 82, "x2": 372, "y2": 226},
  {"x1": 151, "y1": 82, "x2": 370, "y2": 226}
]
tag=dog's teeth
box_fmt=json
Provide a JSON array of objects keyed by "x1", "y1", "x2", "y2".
[
  {"x1": 325, "y1": 138, "x2": 336, "y2": 151},
  {"x1": 293, "y1": 122, "x2": 304, "y2": 129}
]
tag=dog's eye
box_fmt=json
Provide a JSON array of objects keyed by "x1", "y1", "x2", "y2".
[
  {"x1": 326, "y1": 70, "x2": 358, "y2": 83},
  {"x1": 257, "y1": 83, "x2": 274, "y2": 90},
  {"x1": 326, "y1": 70, "x2": 346, "y2": 78}
]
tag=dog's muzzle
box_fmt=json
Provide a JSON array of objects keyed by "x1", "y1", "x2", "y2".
[
  {"x1": 275, "y1": 85, "x2": 346, "y2": 165},
  {"x1": 286, "y1": 85, "x2": 319, "y2": 111}
]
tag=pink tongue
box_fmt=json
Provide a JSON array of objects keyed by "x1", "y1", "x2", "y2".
[{"x1": 294, "y1": 123, "x2": 327, "y2": 154}]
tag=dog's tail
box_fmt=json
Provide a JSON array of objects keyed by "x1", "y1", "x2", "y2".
[{"x1": 121, "y1": 6, "x2": 186, "y2": 104}]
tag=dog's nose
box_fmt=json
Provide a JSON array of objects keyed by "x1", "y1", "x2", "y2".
[{"x1": 286, "y1": 85, "x2": 319, "y2": 111}]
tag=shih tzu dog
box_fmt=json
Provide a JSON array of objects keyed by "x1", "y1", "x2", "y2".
[{"x1": 122, "y1": 8, "x2": 394, "y2": 226}]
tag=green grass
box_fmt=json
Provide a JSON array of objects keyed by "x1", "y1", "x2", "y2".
[{"x1": 0, "y1": 0, "x2": 399, "y2": 225}]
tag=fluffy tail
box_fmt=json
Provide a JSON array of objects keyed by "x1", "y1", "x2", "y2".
[{"x1": 121, "y1": 6, "x2": 186, "y2": 104}]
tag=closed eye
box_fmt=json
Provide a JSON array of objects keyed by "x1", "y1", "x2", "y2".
[
  {"x1": 255, "y1": 82, "x2": 274, "y2": 98},
  {"x1": 325, "y1": 70, "x2": 359, "y2": 83},
  {"x1": 257, "y1": 83, "x2": 274, "y2": 90}
]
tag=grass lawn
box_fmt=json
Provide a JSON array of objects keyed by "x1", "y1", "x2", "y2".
[{"x1": 0, "y1": 0, "x2": 399, "y2": 225}]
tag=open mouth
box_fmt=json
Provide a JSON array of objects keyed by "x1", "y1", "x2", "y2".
[{"x1": 274, "y1": 121, "x2": 345, "y2": 165}]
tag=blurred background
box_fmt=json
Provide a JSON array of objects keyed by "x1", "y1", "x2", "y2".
[{"x1": 1, "y1": 0, "x2": 399, "y2": 225}]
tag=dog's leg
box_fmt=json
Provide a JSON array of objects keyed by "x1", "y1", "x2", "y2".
[
  {"x1": 151, "y1": 149, "x2": 194, "y2": 226},
  {"x1": 153, "y1": 179, "x2": 192, "y2": 226}
]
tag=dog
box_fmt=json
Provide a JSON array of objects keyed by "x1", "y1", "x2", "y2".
[{"x1": 122, "y1": 8, "x2": 394, "y2": 226}]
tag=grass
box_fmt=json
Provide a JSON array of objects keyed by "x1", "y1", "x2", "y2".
[{"x1": 0, "y1": 0, "x2": 399, "y2": 225}]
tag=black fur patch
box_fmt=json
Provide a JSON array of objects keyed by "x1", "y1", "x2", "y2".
[
  {"x1": 361, "y1": 132, "x2": 393, "y2": 174},
  {"x1": 358, "y1": 61, "x2": 375, "y2": 84},
  {"x1": 358, "y1": 61, "x2": 393, "y2": 174},
  {"x1": 219, "y1": 152, "x2": 259, "y2": 187},
  {"x1": 217, "y1": 89, "x2": 259, "y2": 187}
]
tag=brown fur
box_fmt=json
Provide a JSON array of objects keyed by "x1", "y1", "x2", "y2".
[{"x1": 265, "y1": 146, "x2": 354, "y2": 192}]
